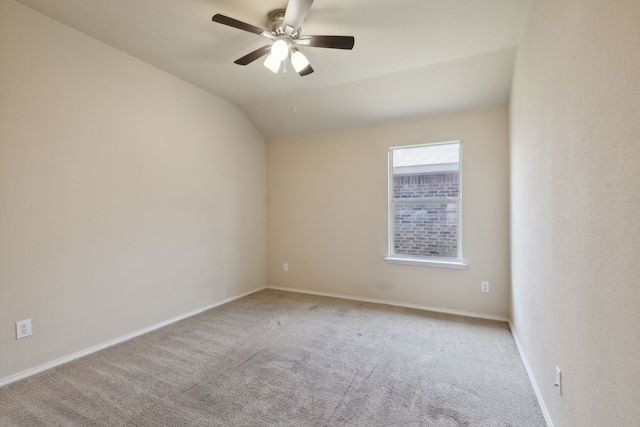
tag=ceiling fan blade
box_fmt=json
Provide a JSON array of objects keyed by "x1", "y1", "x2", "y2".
[
  {"x1": 234, "y1": 45, "x2": 272, "y2": 66},
  {"x1": 299, "y1": 35, "x2": 355, "y2": 50},
  {"x1": 212, "y1": 14, "x2": 269, "y2": 36},
  {"x1": 283, "y1": 0, "x2": 314, "y2": 31},
  {"x1": 297, "y1": 64, "x2": 314, "y2": 77}
]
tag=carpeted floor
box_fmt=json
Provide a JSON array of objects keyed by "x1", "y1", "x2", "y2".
[{"x1": 0, "y1": 289, "x2": 546, "y2": 426}]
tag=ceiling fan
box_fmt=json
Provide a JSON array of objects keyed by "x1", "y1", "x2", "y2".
[{"x1": 212, "y1": 0, "x2": 355, "y2": 76}]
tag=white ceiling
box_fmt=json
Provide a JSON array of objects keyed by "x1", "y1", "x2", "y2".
[{"x1": 15, "y1": 0, "x2": 531, "y2": 139}]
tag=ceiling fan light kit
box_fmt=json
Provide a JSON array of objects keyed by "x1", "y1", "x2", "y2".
[
  {"x1": 212, "y1": 0, "x2": 354, "y2": 77},
  {"x1": 263, "y1": 53, "x2": 283, "y2": 73},
  {"x1": 271, "y1": 38, "x2": 290, "y2": 61},
  {"x1": 291, "y1": 49, "x2": 311, "y2": 73}
]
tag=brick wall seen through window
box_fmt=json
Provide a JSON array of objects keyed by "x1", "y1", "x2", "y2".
[{"x1": 389, "y1": 142, "x2": 461, "y2": 262}]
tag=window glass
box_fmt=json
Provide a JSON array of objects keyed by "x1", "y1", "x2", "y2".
[{"x1": 388, "y1": 142, "x2": 462, "y2": 265}]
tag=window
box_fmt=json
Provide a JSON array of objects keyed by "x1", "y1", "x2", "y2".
[{"x1": 386, "y1": 141, "x2": 466, "y2": 269}]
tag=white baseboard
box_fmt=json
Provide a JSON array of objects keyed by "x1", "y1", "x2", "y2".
[
  {"x1": 509, "y1": 321, "x2": 554, "y2": 427},
  {"x1": 267, "y1": 285, "x2": 509, "y2": 322},
  {"x1": 0, "y1": 286, "x2": 267, "y2": 388}
]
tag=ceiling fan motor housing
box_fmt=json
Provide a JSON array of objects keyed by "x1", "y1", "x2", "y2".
[
  {"x1": 267, "y1": 10, "x2": 285, "y2": 31},
  {"x1": 268, "y1": 10, "x2": 300, "y2": 37}
]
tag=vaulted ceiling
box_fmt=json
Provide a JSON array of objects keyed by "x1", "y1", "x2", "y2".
[{"x1": 15, "y1": 0, "x2": 531, "y2": 139}]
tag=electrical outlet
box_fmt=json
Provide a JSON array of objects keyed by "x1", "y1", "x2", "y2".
[
  {"x1": 16, "y1": 319, "x2": 32, "y2": 340},
  {"x1": 283, "y1": 263, "x2": 288, "y2": 272},
  {"x1": 481, "y1": 281, "x2": 490, "y2": 293},
  {"x1": 555, "y1": 366, "x2": 562, "y2": 395}
]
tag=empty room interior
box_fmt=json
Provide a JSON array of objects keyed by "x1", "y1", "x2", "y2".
[{"x1": 1, "y1": 0, "x2": 639, "y2": 425}]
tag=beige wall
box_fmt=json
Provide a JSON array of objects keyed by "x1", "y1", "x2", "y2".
[
  {"x1": 510, "y1": 0, "x2": 640, "y2": 425},
  {"x1": 267, "y1": 109, "x2": 510, "y2": 318},
  {"x1": 0, "y1": 0, "x2": 266, "y2": 381}
]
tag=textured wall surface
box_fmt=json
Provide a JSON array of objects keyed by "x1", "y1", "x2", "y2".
[
  {"x1": 0, "y1": 0, "x2": 266, "y2": 381},
  {"x1": 267, "y1": 109, "x2": 510, "y2": 318},
  {"x1": 509, "y1": 0, "x2": 640, "y2": 425}
]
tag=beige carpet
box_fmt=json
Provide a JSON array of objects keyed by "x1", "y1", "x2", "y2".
[{"x1": 0, "y1": 289, "x2": 546, "y2": 426}]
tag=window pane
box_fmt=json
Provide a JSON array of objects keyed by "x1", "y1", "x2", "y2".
[
  {"x1": 393, "y1": 173, "x2": 459, "y2": 201},
  {"x1": 392, "y1": 144, "x2": 460, "y2": 201},
  {"x1": 393, "y1": 203, "x2": 459, "y2": 258}
]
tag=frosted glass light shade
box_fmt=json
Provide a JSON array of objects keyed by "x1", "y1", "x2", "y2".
[
  {"x1": 263, "y1": 54, "x2": 282, "y2": 73},
  {"x1": 291, "y1": 50, "x2": 310, "y2": 72},
  {"x1": 271, "y1": 39, "x2": 289, "y2": 61}
]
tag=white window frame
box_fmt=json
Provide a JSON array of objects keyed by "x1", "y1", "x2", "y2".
[{"x1": 385, "y1": 141, "x2": 467, "y2": 269}]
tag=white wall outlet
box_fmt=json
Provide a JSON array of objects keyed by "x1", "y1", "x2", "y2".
[
  {"x1": 283, "y1": 263, "x2": 288, "y2": 272},
  {"x1": 481, "y1": 281, "x2": 490, "y2": 293},
  {"x1": 555, "y1": 365, "x2": 562, "y2": 395},
  {"x1": 16, "y1": 319, "x2": 32, "y2": 339}
]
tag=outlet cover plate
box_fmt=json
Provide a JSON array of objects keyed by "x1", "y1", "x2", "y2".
[
  {"x1": 481, "y1": 281, "x2": 490, "y2": 293},
  {"x1": 16, "y1": 319, "x2": 32, "y2": 339}
]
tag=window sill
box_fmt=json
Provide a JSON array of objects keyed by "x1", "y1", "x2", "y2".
[{"x1": 384, "y1": 257, "x2": 467, "y2": 270}]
